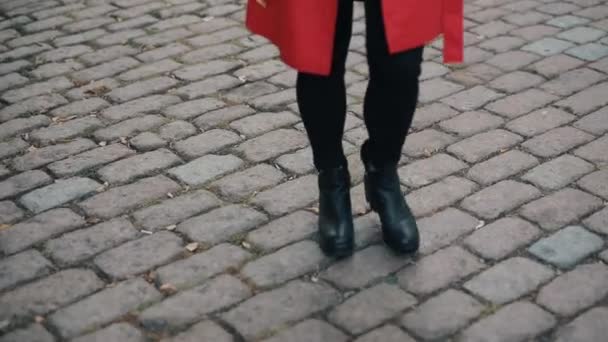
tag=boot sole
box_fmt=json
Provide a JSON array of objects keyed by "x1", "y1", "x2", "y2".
[{"x1": 319, "y1": 239, "x2": 354, "y2": 258}]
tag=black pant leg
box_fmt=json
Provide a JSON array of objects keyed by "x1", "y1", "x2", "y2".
[
  {"x1": 363, "y1": 0, "x2": 424, "y2": 165},
  {"x1": 295, "y1": 0, "x2": 353, "y2": 171}
]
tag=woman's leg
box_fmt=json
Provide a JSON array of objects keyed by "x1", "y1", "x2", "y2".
[
  {"x1": 363, "y1": 0, "x2": 424, "y2": 166},
  {"x1": 361, "y1": 0, "x2": 424, "y2": 254},
  {"x1": 296, "y1": 0, "x2": 353, "y2": 171}
]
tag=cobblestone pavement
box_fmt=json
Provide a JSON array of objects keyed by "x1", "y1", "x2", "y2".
[{"x1": 0, "y1": 0, "x2": 607, "y2": 341}]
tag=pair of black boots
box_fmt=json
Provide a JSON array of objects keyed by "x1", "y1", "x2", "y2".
[{"x1": 317, "y1": 141, "x2": 419, "y2": 258}]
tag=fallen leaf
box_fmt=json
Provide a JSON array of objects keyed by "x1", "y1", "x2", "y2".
[
  {"x1": 141, "y1": 229, "x2": 153, "y2": 235},
  {"x1": 83, "y1": 85, "x2": 110, "y2": 97},
  {"x1": 167, "y1": 192, "x2": 174, "y2": 198},
  {"x1": 166, "y1": 224, "x2": 177, "y2": 231},
  {"x1": 241, "y1": 241, "x2": 251, "y2": 249},
  {"x1": 475, "y1": 220, "x2": 485, "y2": 230},
  {"x1": 185, "y1": 242, "x2": 199, "y2": 252},
  {"x1": 98, "y1": 141, "x2": 107, "y2": 146},
  {"x1": 0, "y1": 224, "x2": 11, "y2": 231},
  {"x1": 159, "y1": 283, "x2": 177, "y2": 294},
  {"x1": 307, "y1": 206, "x2": 320, "y2": 214}
]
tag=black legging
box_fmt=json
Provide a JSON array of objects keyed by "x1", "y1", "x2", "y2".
[{"x1": 296, "y1": 0, "x2": 424, "y2": 170}]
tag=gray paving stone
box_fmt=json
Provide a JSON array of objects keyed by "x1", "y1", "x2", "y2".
[
  {"x1": 0, "y1": 115, "x2": 52, "y2": 141},
  {"x1": 158, "y1": 120, "x2": 197, "y2": 141},
  {"x1": 0, "y1": 137, "x2": 28, "y2": 160},
  {"x1": 547, "y1": 15, "x2": 590, "y2": 28},
  {"x1": 467, "y1": 150, "x2": 539, "y2": 185},
  {"x1": 0, "y1": 170, "x2": 52, "y2": 201},
  {"x1": 156, "y1": 243, "x2": 251, "y2": 290},
  {"x1": 12, "y1": 138, "x2": 96, "y2": 171},
  {"x1": 523, "y1": 127, "x2": 596, "y2": 158},
  {"x1": 168, "y1": 154, "x2": 244, "y2": 186},
  {"x1": 486, "y1": 89, "x2": 560, "y2": 118},
  {"x1": 246, "y1": 210, "x2": 318, "y2": 252},
  {"x1": 406, "y1": 176, "x2": 478, "y2": 217},
  {"x1": 554, "y1": 307, "x2": 608, "y2": 342},
  {"x1": 398, "y1": 246, "x2": 485, "y2": 296},
  {"x1": 79, "y1": 175, "x2": 180, "y2": 219},
  {"x1": 0, "y1": 94, "x2": 68, "y2": 122},
  {"x1": 354, "y1": 325, "x2": 415, "y2": 342},
  {"x1": 488, "y1": 51, "x2": 544, "y2": 73},
  {"x1": 94, "y1": 115, "x2": 166, "y2": 141},
  {"x1": 133, "y1": 189, "x2": 220, "y2": 232},
  {"x1": 222, "y1": 280, "x2": 339, "y2": 340},
  {"x1": 402, "y1": 129, "x2": 456, "y2": 158},
  {"x1": 0, "y1": 208, "x2": 85, "y2": 255},
  {"x1": 322, "y1": 244, "x2": 411, "y2": 289},
  {"x1": 0, "y1": 268, "x2": 104, "y2": 319},
  {"x1": 234, "y1": 129, "x2": 308, "y2": 162},
  {"x1": 210, "y1": 163, "x2": 286, "y2": 201},
  {"x1": 47, "y1": 143, "x2": 135, "y2": 177},
  {"x1": 556, "y1": 82, "x2": 608, "y2": 115},
  {"x1": 274, "y1": 147, "x2": 315, "y2": 175},
  {"x1": 398, "y1": 154, "x2": 467, "y2": 188},
  {"x1": 101, "y1": 95, "x2": 180, "y2": 122},
  {"x1": 459, "y1": 301, "x2": 556, "y2": 342},
  {"x1": 522, "y1": 37, "x2": 575, "y2": 56},
  {"x1": 163, "y1": 98, "x2": 226, "y2": 120},
  {"x1": 567, "y1": 43, "x2": 608, "y2": 61},
  {"x1": 173, "y1": 60, "x2": 239, "y2": 84},
  {"x1": 20, "y1": 177, "x2": 101, "y2": 213},
  {"x1": 162, "y1": 321, "x2": 233, "y2": 342},
  {"x1": 49, "y1": 98, "x2": 110, "y2": 118},
  {"x1": 45, "y1": 217, "x2": 137, "y2": 265},
  {"x1": 193, "y1": 105, "x2": 255, "y2": 130},
  {"x1": 464, "y1": 217, "x2": 542, "y2": 260},
  {"x1": 79, "y1": 45, "x2": 139, "y2": 65},
  {"x1": 140, "y1": 274, "x2": 250, "y2": 331},
  {"x1": 488, "y1": 70, "x2": 545, "y2": 93},
  {"x1": 230, "y1": 111, "x2": 300, "y2": 137},
  {"x1": 520, "y1": 188, "x2": 603, "y2": 230},
  {"x1": 107, "y1": 77, "x2": 179, "y2": 103},
  {"x1": 401, "y1": 289, "x2": 483, "y2": 340},
  {"x1": 464, "y1": 257, "x2": 554, "y2": 304},
  {"x1": 174, "y1": 129, "x2": 241, "y2": 159},
  {"x1": 174, "y1": 74, "x2": 241, "y2": 99},
  {"x1": 98, "y1": 148, "x2": 181, "y2": 184},
  {"x1": 583, "y1": 207, "x2": 608, "y2": 236},
  {"x1": 130, "y1": 132, "x2": 166, "y2": 151},
  {"x1": 0, "y1": 324, "x2": 55, "y2": 342},
  {"x1": 505, "y1": 107, "x2": 576, "y2": 137},
  {"x1": 462, "y1": 180, "x2": 541, "y2": 219},
  {"x1": 49, "y1": 278, "x2": 161, "y2": 339},
  {"x1": 262, "y1": 319, "x2": 348, "y2": 342},
  {"x1": 65, "y1": 79, "x2": 120, "y2": 101},
  {"x1": 523, "y1": 155, "x2": 595, "y2": 190},
  {"x1": 417, "y1": 208, "x2": 479, "y2": 255},
  {"x1": 251, "y1": 174, "x2": 318, "y2": 216},
  {"x1": 529, "y1": 226, "x2": 604, "y2": 268},
  {"x1": 136, "y1": 42, "x2": 190, "y2": 62},
  {"x1": 537, "y1": 263, "x2": 608, "y2": 316},
  {"x1": 540, "y1": 68, "x2": 606, "y2": 97},
  {"x1": 329, "y1": 283, "x2": 416, "y2": 334},
  {"x1": 94, "y1": 231, "x2": 183, "y2": 279},
  {"x1": 71, "y1": 57, "x2": 140, "y2": 83},
  {"x1": 574, "y1": 134, "x2": 608, "y2": 166},
  {"x1": 72, "y1": 323, "x2": 145, "y2": 342},
  {"x1": 177, "y1": 204, "x2": 267, "y2": 245},
  {"x1": 574, "y1": 106, "x2": 608, "y2": 135},
  {"x1": 0, "y1": 249, "x2": 52, "y2": 291},
  {"x1": 242, "y1": 240, "x2": 324, "y2": 288},
  {"x1": 529, "y1": 54, "x2": 586, "y2": 78},
  {"x1": 448, "y1": 129, "x2": 523, "y2": 163},
  {"x1": 440, "y1": 85, "x2": 503, "y2": 111}
]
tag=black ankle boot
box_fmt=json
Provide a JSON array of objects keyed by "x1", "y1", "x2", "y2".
[
  {"x1": 317, "y1": 165, "x2": 354, "y2": 258},
  {"x1": 361, "y1": 142, "x2": 419, "y2": 254}
]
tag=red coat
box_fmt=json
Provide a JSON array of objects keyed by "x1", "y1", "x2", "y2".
[{"x1": 245, "y1": 0, "x2": 464, "y2": 76}]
